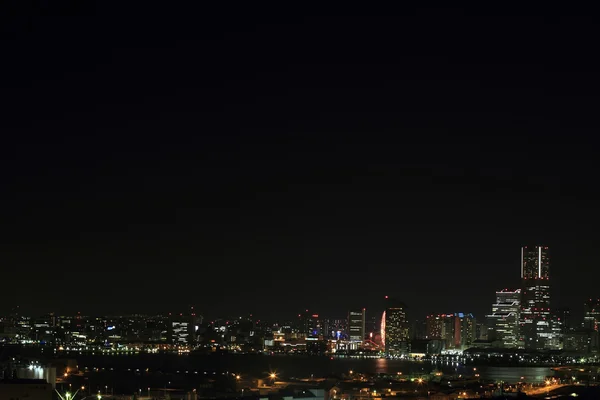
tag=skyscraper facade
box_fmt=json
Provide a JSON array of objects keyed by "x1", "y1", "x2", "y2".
[
  {"x1": 348, "y1": 309, "x2": 366, "y2": 342},
  {"x1": 520, "y1": 246, "x2": 553, "y2": 350},
  {"x1": 440, "y1": 313, "x2": 476, "y2": 350},
  {"x1": 584, "y1": 299, "x2": 600, "y2": 331},
  {"x1": 487, "y1": 289, "x2": 521, "y2": 348},
  {"x1": 382, "y1": 299, "x2": 409, "y2": 356},
  {"x1": 425, "y1": 314, "x2": 443, "y2": 339}
]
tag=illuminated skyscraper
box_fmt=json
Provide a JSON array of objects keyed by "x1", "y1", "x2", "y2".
[
  {"x1": 487, "y1": 289, "x2": 521, "y2": 348},
  {"x1": 520, "y1": 245, "x2": 553, "y2": 350},
  {"x1": 426, "y1": 314, "x2": 444, "y2": 339},
  {"x1": 348, "y1": 309, "x2": 366, "y2": 342},
  {"x1": 382, "y1": 298, "x2": 409, "y2": 356}
]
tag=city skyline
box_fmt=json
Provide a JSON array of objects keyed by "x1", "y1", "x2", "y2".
[{"x1": 3, "y1": 5, "x2": 600, "y2": 399}]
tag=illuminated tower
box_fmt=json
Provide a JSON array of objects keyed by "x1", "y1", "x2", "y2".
[
  {"x1": 520, "y1": 245, "x2": 552, "y2": 350},
  {"x1": 383, "y1": 297, "x2": 409, "y2": 356}
]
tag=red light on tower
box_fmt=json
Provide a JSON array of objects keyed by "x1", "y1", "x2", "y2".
[{"x1": 385, "y1": 295, "x2": 389, "y2": 299}]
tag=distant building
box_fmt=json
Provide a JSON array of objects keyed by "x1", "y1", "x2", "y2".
[
  {"x1": 365, "y1": 314, "x2": 380, "y2": 338},
  {"x1": 347, "y1": 309, "x2": 365, "y2": 342},
  {"x1": 425, "y1": 314, "x2": 443, "y2": 339},
  {"x1": 382, "y1": 298, "x2": 409, "y2": 356},
  {"x1": 171, "y1": 318, "x2": 189, "y2": 345},
  {"x1": 476, "y1": 322, "x2": 489, "y2": 340},
  {"x1": 584, "y1": 299, "x2": 600, "y2": 331},
  {"x1": 441, "y1": 313, "x2": 476, "y2": 350},
  {"x1": 297, "y1": 310, "x2": 322, "y2": 338},
  {"x1": 563, "y1": 329, "x2": 599, "y2": 354},
  {"x1": 556, "y1": 308, "x2": 572, "y2": 333},
  {"x1": 411, "y1": 319, "x2": 427, "y2": 340},
  {"x1": 170, "y1": 309, "x2": 201, "y2": 345},
  {"x1": 520, "y1": 245, "x2": 553, "y2": 350},
  {"x1": 487, "y1": 289, "x2": 521, "y2": 348}
]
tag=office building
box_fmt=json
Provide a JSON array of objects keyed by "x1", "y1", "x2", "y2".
[
  {"x1": 382, "y1": 298, "x2": 409, "y2": 356},
  {"x1": 297, "y1": 310, "x2": 322, "y2": 338},
  {"x1": 548, "y1": 311, "x2": 564, "y2": 350},
  {"x1": 556, "y1": 308, "x2": 572, "y2": 333},
  {"x1": 584, "y1": 299, "x2": 600, "y2": 331},
  {"x1": 411, "y1": 319, "x2": 427, "y2": 340},
  {"x1": 425, "y1": 314, "x2": 443, "y2": 339},
  {"x1": 440, "y1": 313, "x2": 476, "y2": 350},
  {"x1": 563, "y1": 329, "x2": 599, "y2": 354},
  {"x1": 170, "y1": 309, "x2": 201, "y2": 345},
  {"x1": 365, "y1": 314, "x2": 380, "y2": 338},
  {"x1": 487, "y1": 289, "x2": 521, "y2": 348},
  {"x1": 520, "y1": 245, "x2": 553, "y2": 350},
  {"x1": 348, "y1": 309, "x2": 365, "y2": 342}
]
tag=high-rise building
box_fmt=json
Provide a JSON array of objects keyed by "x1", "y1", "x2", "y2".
[
  {"x1": 584, "y1": 299, "x2": 600, "y2": 331},
  {"x1": 425, "y1": 314, "x2": 443, "y2": 339},
  {"x1": 487, "y1": 289, "x2": 521, "y2": 348},
  {"x1": 348, "y1": 309, "x2": 366, "y2": 342},
  {"x1": 365, "y1": 314, "x2": 380, "y2": 338},
  {"x1": 382, "y1": 298, "x2": 409, "y2": 356},
  {"x1": 411, "y1": 319, "x2": 427, "y2": 340},
  {"x1": 520, "y1": 245, "x2": 552, "y2": 350},
  {"x1": 556, "y1": 308, "x2": 572, "y2": 333},
  {"x1": 440, "y1": 313, "x2": 476, "y2": 350},
  {"x1": 297, "y1": 310, "x2": 322, "y2": 337},
  {"x1": 171, "y1": 317, "x2": 189, "y2": 345},
  {"x1": 169, "y1": 308, "x2": 201, "y2": 346}
]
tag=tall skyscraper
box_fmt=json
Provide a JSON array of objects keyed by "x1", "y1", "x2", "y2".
[
  {"x1": 487, "y1": 289, "x2": 521, "y2": 348},
  {"x1": 348, "y1": 309, "x2": 366, "y2": 342},
  {"x1": 382, "y1": 298, "x2": 409, "y2": 356},
  {"x1": 520, "y1": 245, "x2": 552, "y2": 350}
]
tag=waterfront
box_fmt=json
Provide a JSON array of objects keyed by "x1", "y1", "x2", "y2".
[{"x1": 66, "y1": 353, "x2": 554, "y2": 384}]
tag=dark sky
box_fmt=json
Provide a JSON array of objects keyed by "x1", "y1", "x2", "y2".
[{"x1": 1, "y1": 4, "x2": 599, "y2": 322}]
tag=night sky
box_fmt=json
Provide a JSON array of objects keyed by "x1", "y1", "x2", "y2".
[{"x1": 1, "y1": 5, "x2": 599, "y2": 322}]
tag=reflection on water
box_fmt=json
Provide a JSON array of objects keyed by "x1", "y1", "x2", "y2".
[
  {"x1": 70, "y1": 353, "x2": 553, "y2": 384},
  {"x1": 370, "y1": 358, "x2": 550, "y2": 383},
  {"x1": 473, "y1": 365, "x2": 552, "y2": 383},
  {"x1": 375, "y1": 358, "x2": 388, "y2": 373}
]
